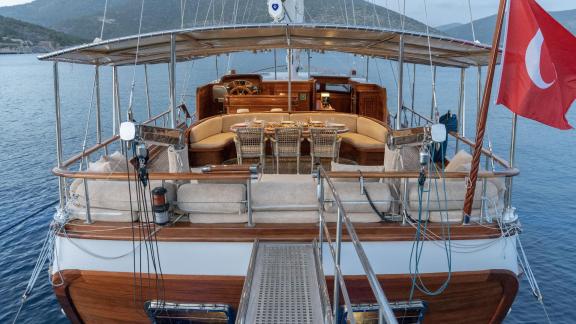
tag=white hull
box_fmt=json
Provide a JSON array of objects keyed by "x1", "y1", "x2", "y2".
[{"x1": 54, "y1": 235, "x2": 519, "y2": 276}]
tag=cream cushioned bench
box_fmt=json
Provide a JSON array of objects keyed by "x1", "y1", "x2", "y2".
[
  {"x1": 188, "y1": 116, "x2": 233, "y2": 150},
  {"x1": 339, "y1": 116, "x2": 388, "y2": 150},
  {"x1": 252, "y1": 174, "x2": 318, "y2": 223},
  {"x1": 406, "y1": 150, "x2": 505, "y2": 222},
  {"x1": 69, "y1": 152, "x2": 177, "y2": 222},
  {"x1": 70, "y1": 179, "x2": 177, "y2": 222},
  {"x1": 187, "y1": 113, "x2": 289, "y2": 166},
  {"x1": 324, "y1": 182, "x2": 391, "y2": 223},
  {"x1": 178, "y1": 182, "x2": 247, "y2": 223}
]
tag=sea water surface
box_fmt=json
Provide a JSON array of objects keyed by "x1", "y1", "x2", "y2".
[{"x1": 0, "y1": 53, "x2": 575, "y2": 323}]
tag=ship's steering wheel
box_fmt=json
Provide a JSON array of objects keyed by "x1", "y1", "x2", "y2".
[{"x1": 227, "y1": 80, "x2": 255, "y2": 95}]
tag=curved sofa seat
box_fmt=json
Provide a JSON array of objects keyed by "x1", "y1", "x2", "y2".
[
  {"x1": 186, "y1": 112, "x2": 389, "y2": 166},
  {"x1": 189, "y1": 132, "x2": 235, "y2": 150},
  {"x1": 340, "y1": 133, "x2": 385, "y2": 150}
]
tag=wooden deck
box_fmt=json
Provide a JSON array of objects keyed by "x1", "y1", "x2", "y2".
[{"x1": 61, "y1": 220, "x2": 507, "y2": 242}]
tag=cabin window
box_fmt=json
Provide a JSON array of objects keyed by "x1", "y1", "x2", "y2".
[
  {"x1": 145, "y1": 301, "x2": 234, "y2": 324},
  {"x1": 342, "y1": 301, "x2": 427, "y2": 324},
  {"x1": 325, "y1": 83, "x2": 351, "y2": 93}
]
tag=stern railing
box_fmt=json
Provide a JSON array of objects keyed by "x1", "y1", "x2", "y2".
[{"x1": 316, "y1": 165, "x2": 399, "y2": 324}]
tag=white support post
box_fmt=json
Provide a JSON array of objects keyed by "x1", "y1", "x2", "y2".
[
  {"x1": 53, "y1": 62, "x2": 66, "y2": 209},
  {"x1": 112, "y1": 66, "x2": 121, "y2": 135},
  {"x1": 456, "y1": 68, "x2": 466, "y2": 152},
  {"x1": 169, "y1": 34, "x2": 177, "y2": 128},
  {"x1": 396, "y1": 35, "x2": 405, "y2": 130},
  {"x1": 144, "y1": 64, "x2": 152, "y2": 119}
]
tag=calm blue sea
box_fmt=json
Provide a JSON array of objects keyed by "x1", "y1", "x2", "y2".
[{"x1": 0, "y1": 53, "x2": 574, "y2": 323}]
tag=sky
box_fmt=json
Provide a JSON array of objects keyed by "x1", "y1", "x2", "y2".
[
  {"x1": 0, "y1": 0, "x2": 33, "y2": 7},
  {"x1": 0, "y1": 0, "x2": 575, "y2": 27},
  {"x1": 374, "y1": 0, "x2": 576, "y2": 26}
]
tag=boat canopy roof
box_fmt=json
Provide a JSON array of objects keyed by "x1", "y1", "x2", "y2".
[{"x1": 38, "y1": 24, "x2": 495, "y2": 68}]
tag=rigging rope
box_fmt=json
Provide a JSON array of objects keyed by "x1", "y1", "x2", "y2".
[
  {"x1": 422, "y1": 0, "x2": 439, "y2": 122},
  {"x1": 180, "y1": 0, "x2": 187, "y2": 28},
  {"x1": 127, "y1": 0, "x2": 146, "y2": 121},
  {"x1": 351, "y1": 0, "x2": 357, "y2": 25},
  {"x1": 99, "y1": 0, "x2": 110, "y2": 40},
  {"x1": 205, "y1": 0, "x2": 215, "y2": 26},
  {"x1": 408, "y1": 144, "x2": 452, "y2": 300},
  {"x1": 11, "y1": 208, "x2": 68, "y2": 324},
  {"x1": 466, "y1": 0, "x2": 478, "y2": 42},
  {"x1": 193, "y1": 0, "x2": 200, "y2": 26},
  {"x1": 516, "y1": 236, "x2": 552, "y2": 324},
  {"x1": 371, "y1": 0, "x2": 381, "y2": 27},
  {"x1": 342, "y1": 0, "x2": 349, "y2": 25}
]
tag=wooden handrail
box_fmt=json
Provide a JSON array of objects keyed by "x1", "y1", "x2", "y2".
[
  {"x1": 52, "y1": 168, "x2": 254, "y2": 181},
  {"x1": 62, "y1": 135, "x2": 119, "y2": 168},
  {"x1": 326, "y1": 169, "x2": 519, "y2": 179},
  {"x1": 398, "y1": 105, "x2": 511, "y2": 169},
  {"x1": 451, "y1": 133, "x2": 511, "y2": 169}
]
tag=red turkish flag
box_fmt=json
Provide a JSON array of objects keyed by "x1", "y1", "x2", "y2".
[{"x1": 497, "y1": 0, "x2": 576, "y2": 130}]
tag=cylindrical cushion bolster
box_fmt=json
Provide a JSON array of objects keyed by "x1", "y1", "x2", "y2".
[
  {"x1": 178, "y1": 183, "x2": 246, "y2": 214},
  {"x1": 324, "y1": 182, "x2": 392, "y2": 213}
]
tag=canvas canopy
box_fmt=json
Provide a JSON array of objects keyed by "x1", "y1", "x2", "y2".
[{"x1": 38, "y1": 24, "x2": 496, "y2": 68}]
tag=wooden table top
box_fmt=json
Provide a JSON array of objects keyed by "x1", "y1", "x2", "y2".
[{"x1": 229, "y1": 121, "x2": 349, "y2": 135}]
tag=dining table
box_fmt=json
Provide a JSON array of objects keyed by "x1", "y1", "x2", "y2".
[{"x1": 229, "y1": 120, "x2": 349, "y2": 136}]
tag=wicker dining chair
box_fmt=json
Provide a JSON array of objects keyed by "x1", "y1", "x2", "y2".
[
  {"x1": 308, "y1": 128, "x2": 341, "y2": 172},
  {"x1": 271, "y1": 127, "x2": 302, "y2": 174},
  {"x1": 234, "y1": 127, "x2": 266, "y2": 167}
]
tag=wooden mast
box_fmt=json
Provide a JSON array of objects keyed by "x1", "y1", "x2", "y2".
[{"x1": 462, "y1": 0, "x2": 508, "y2": 218}]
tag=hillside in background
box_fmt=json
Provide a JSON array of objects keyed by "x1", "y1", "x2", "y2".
[
  {"x1": 0, "y1": 15, "x2": 85, "y2": 53},
  {"x1": 0, "y1": 0, "x2": 442, "y2": 41},
  {"x1": 443, "y1": 9, "x2": 576, "y2": 44}
]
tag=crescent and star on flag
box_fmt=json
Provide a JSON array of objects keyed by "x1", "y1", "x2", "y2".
[
  {"x1": 525, "y1": 29, "x2": 556, "y2": 90},
  {"x1": 497, "y1": 0, "x2": 575, "y2": 130}
]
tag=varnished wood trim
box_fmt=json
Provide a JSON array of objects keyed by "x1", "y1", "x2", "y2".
[
  {"x1": 60, "y1": 221, "x2": 508, "y2": 242},
  {"x1": 53, "y1": 270, "x2": 84, "y2": 324},
  {"x1": 53, "y1": 269, "x2": 518, "y2": 324}
]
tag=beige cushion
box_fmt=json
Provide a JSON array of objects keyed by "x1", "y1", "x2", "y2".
[
  {"x1": 289, "y1": 113, "x2": 358, "y2": 132},
  {"x1": 70, "y1": 180, "x2": 177, "y2": 211},
  {"x1": 88, "y1": 151, "x2": 129, "y2": 173},
  {"x1": 407, "y1": 180, "x2": 499, "y2": 212},
  {"x1": 189, "y1": 213, "x2": 248, "y2": 224},
  {"x1": 254, "y1": 211, "x2": 318, "y2": 223},
  {"x1": 168, "y1": 145, "x2": 190, "y2": 173},
  {"x1": 68, "y1": 205, "x2": 139, "y2": 222},
  {"x1": 357, "y1": 116, "x2": 388, "y2": 142},
  {"x1": 324, "y1": 212, "x2": 382, "y2": 223},
  {"x1": 445, "y1": 150, "x2": 472, "y2": 172},
  {"x1": 178, "y1": 183, "x2": 246, "y2": 214},
  {"x1": 189, "y1": 116, "x2": 222, "y2": 143},
  {"x1": 340, "y1": 133, "x2": 385, "y2": 150},
  {"x1": 325, "y1": 182, "x2": 391, "y2": 214},
  {"x1": 330, "y1": 161, "x2": 383, "y2": 182},
  {"x1": 384, "y1": 145, "x2": 420, "y2": 171},
  {"x1": 252, "y1": 175, "x2": 317, "y2": 211},
  {"x1": 409, "y1": 210, "x2": 479, "y2": 223},
  {"x1": 384, "y1": 145, "x2": 401, "y2": 172},
  {"x1": 189, "y1": 132, "x2": 235, "y2": 150},
  {"x1": 221, "y1": 113, "x2": 289, "y2": 132}
]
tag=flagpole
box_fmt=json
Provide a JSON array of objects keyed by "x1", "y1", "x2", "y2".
[{"x1": 462, "y1": 0, "x2": 508, "y2": 220}]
